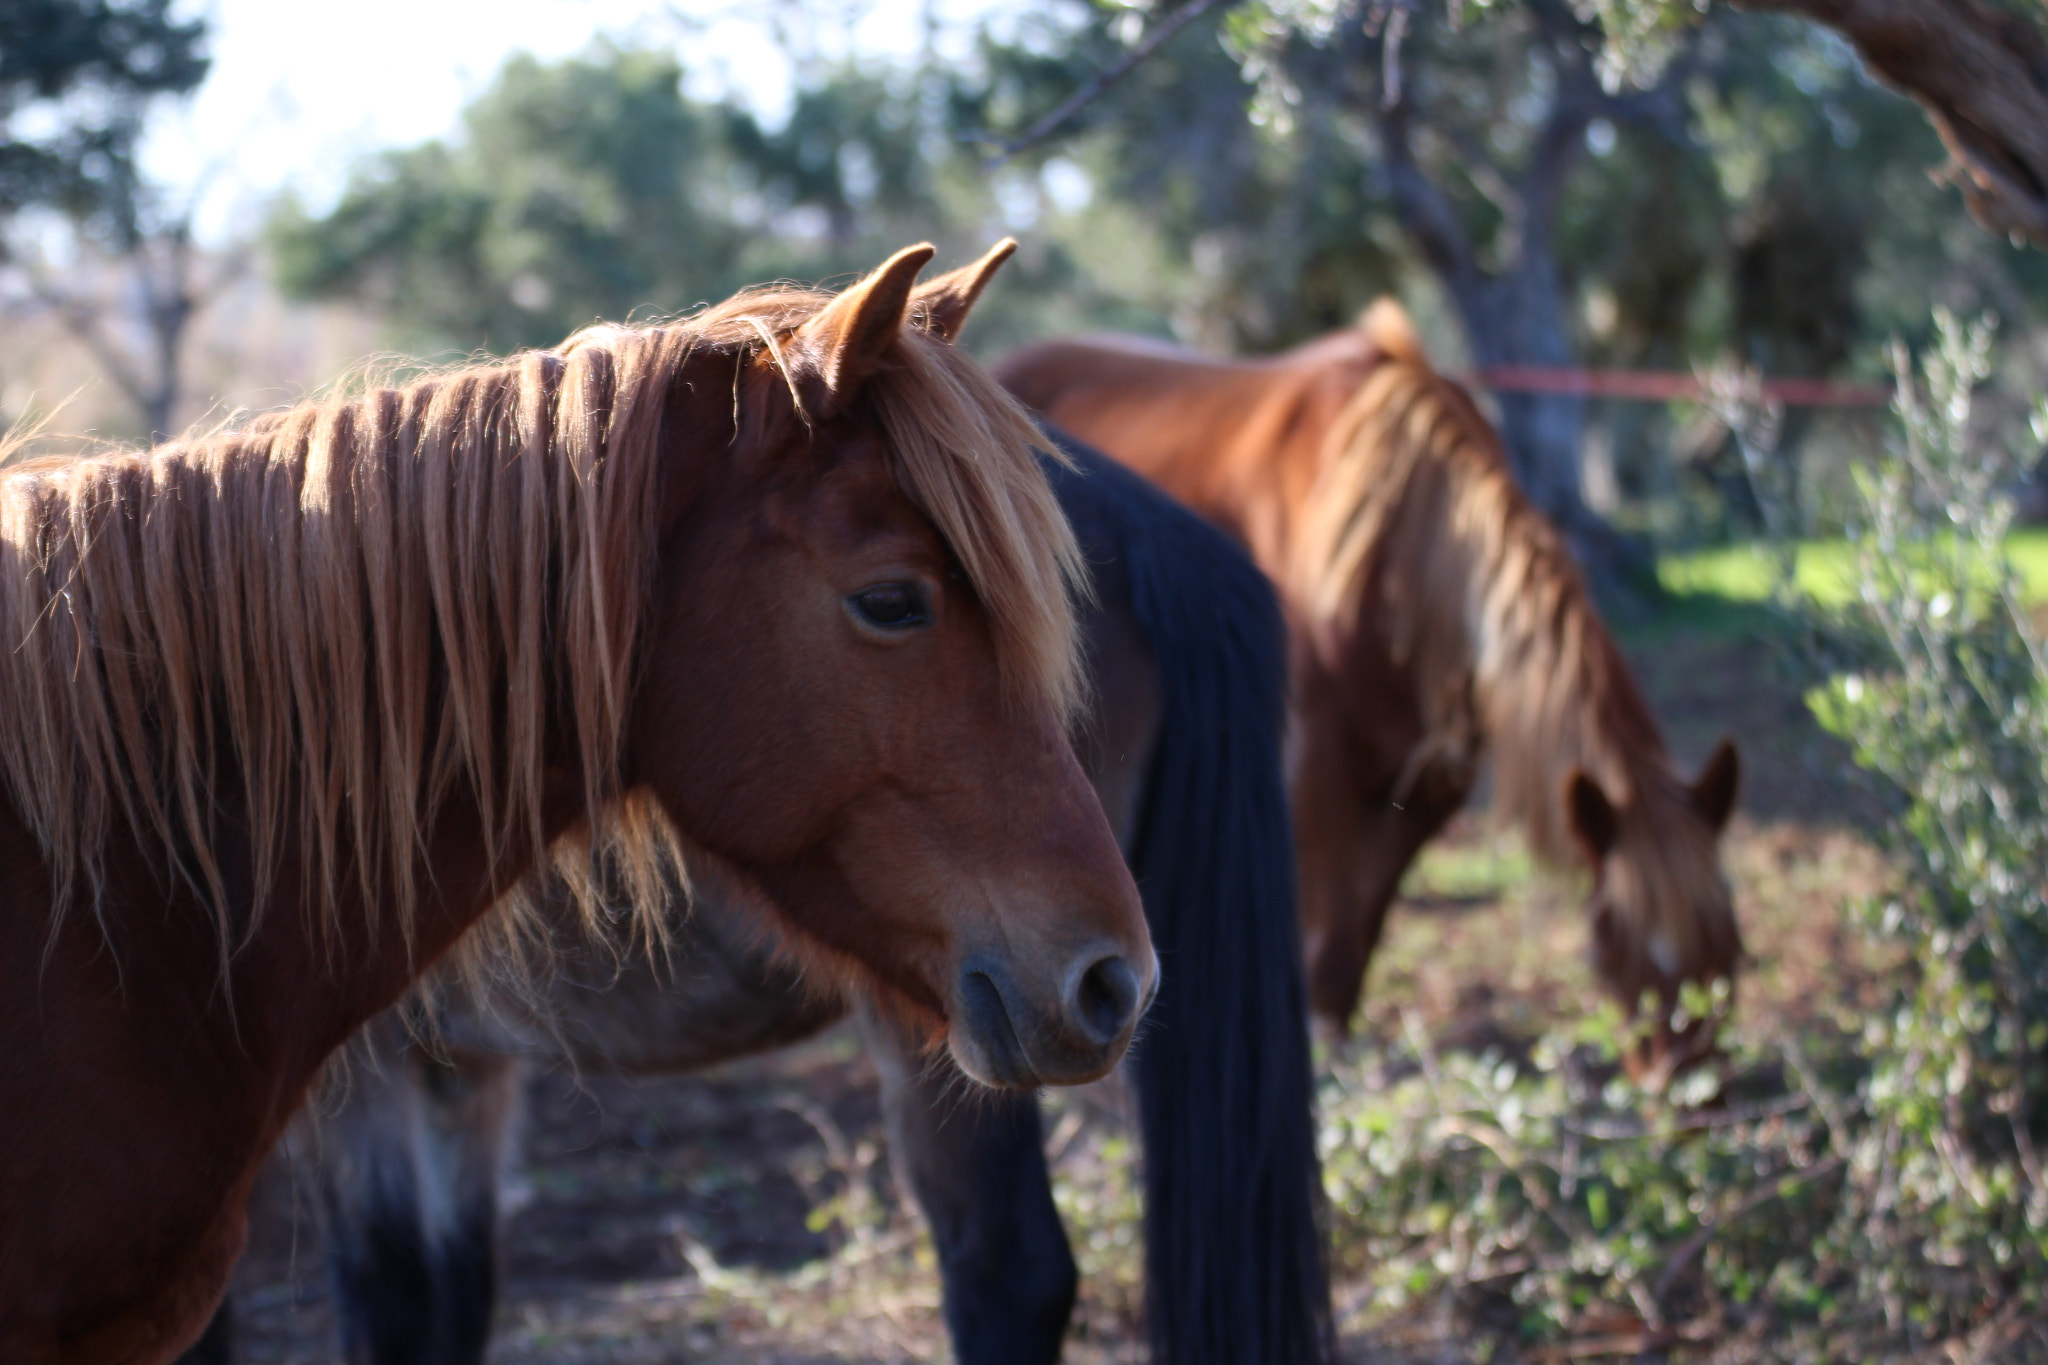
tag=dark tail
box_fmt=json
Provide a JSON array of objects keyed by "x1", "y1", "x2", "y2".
[{"x1": 1048, "y1": 435, "x2": 1334, "y2": 1365}]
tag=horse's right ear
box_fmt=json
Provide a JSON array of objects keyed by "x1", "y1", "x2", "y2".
[
  {"x1": 911, "y1": 238, "x2": 1018, "y2": 343},
  {"x1": 1567, "y1": 770, "x2": 1619, "y2": 861},
  {"x1": 795, "y1": 242, "x2": 937, "y2": 419}
]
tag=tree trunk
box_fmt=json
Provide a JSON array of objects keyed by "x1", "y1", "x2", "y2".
[
  {"x1": 1375, "y1": 49, "x2": 1656, "y2": 597},
  {"x1": 1455, "y1": 260, "x2": 1653, "y2": 592},
  {"x1": 1735, "y1": 0, "x2": 2048, "y2": 248},
  {"x1": 1460, "y1": 262, "x2": 1588, "y2": 526}
]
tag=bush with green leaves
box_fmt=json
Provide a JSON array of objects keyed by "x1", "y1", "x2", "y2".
[
  {"x1": 1311, "y1": 312, "x2": 2048, "y2": 1358},
  {"x1": 1801, "y1": 310, "x2": 2048, "y2": 1334}
]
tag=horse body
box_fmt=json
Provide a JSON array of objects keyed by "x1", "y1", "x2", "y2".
[
  {"x1": 999, "y1": 306, "x2": 1741, "y2": 1066},
  {"x1": 0, "y1": 243, "x2": 1153, "y2": 1364},
  {"x1": 187, "y1": 434, "x2": 1330, "y2": 1365}
]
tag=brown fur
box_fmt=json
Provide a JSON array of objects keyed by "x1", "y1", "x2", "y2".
[
  {"x1": 0, "y1": 245, "x2": 1150, "y2": 1365},
  {"x1": 0, "y1": 283, "x2": 1084, "y2": 971},
  {"x1": 999, "y1": 301, "x2": 1742, "y2": 1060}
]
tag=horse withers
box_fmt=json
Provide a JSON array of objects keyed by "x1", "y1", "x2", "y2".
[
  {"x1": 0, "y1": 241, "x2": 1151, "y2": 1365},
  {"x1": 1000, "y1": 302, "x2": 1742, "y2": 1080},
  {"x1": 182, "y1": 432, "x2": 1332, "y2": 1365}
]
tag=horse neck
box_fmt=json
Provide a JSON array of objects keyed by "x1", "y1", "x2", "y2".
[
  {"x1": 1312, "y1": 356, "x2": 1675, "y2": 871},
  {"x1": 216, "y1": 765, "x2": 591, "y2": 1083},
  {"x1": 1467, "y1": 508, "x2": 1675, "y2": 869}
]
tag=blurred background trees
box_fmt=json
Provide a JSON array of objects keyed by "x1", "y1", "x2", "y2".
[
  {"x1": 0, "y1": 0, "x2": 206, "y2": 227},
  {"x1": 10, "y1": 0, "x2": 2048, "y2": 578},
  {"x1": 0, "y1": 0, "x2": 215, "y2": 439}
]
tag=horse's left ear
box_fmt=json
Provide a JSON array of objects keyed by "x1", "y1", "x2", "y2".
[
  {"x1": 1692, "y1": 738, "x2": 1740, "y2": 832},
  {"x1": 796, "y1": 242, "x2": 937, "y2": 419},
  {"x1": 910, "y1": 238, "x2": 1019, "y2": 343}
]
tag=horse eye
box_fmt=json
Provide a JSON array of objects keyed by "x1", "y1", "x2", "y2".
[{"x1": 849, "y1": 583, "x2": 930, "y2": 631}]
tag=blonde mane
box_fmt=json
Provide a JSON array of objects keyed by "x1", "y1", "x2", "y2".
[
  {"x1": 0, "y1": 289, "x2": 1083, "y2": 967},
  {"x1": 1295, "y1": 307, "x2": 1679, "y2": 869}
]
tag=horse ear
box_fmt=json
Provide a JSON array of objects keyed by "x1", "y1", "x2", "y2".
[
  {"x1": 1692, "y1": 737, "x2": 1740, "y2": 832},
  {"x1": 1567, "y1": 770, "x2": 1619, "y2": 861},
  {"x1": 910, "y1": 238, "x2": 1018, "y2": 343},
  {"x1": 796, "y1": 242, "x2": 937, "y2": 419}
]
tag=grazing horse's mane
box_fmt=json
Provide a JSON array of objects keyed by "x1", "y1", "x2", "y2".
[
  {"x1": 1296, "y1": 302, "x2": 1722, "y2": 964},
  {"x1": 0, "y1": 288, "x2": 1083, "y2": 964}
]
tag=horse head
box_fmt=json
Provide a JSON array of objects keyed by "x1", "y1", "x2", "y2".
[
  {"x1": 625, "y1": 242, "x2": 1154, "y2": 1088},
  {"x1": 1568, "y1": 737, "x2": 1743, "y2": 1086}
]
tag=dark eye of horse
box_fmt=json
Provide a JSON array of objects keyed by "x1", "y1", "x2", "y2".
[{"x1": 849, "y1": 583, "x2": 930, "y2": 631}]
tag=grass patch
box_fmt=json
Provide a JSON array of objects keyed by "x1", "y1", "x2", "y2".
[
  {"x1": 1398, "y1": 833, "x2": 1537, "y2": 902},
  {"x1": 1658, "y1": 527, "x2": 2048, "y2": 606}
]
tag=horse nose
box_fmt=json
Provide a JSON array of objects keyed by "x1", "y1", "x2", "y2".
[{"x1": 1065, "y1": 952, "x2": 1144, "y2": 1048}]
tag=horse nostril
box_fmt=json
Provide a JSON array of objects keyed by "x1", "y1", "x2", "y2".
[{"x1": 1072, "y1": 954, "x2": 1141, "y2": 1044}]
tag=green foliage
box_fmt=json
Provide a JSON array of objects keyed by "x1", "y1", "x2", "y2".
[
  {"x1": 1572, "y1": 0, "x2": 1706, "y2": 92},
  {"x1": 270, "y1": 45, "x2": 750, "y2": 353},
  {"x1": 1319, "y1": 998, "x2": 1849, "y2": 1346},
  {"x1": 0, "y1": 0, "x2": 207, "y2": 232},
  {"x1": 1658, "y1": 527, "x2": 2048, "y2": 607},
  {"x1": 1801, "y1": 311, "x2": 2048, "y2": 1332},
  {"x1": 269, "y1": 40, "x2": 1186, "y2": 359}
]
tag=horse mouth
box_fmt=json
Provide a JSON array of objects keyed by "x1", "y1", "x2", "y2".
[{"x1": 954, "y1": 967, "x2": 1041, "y2": 1088}]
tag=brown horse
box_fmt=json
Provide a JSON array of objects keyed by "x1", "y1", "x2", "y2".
[
  {"x1": 999, "y1": 300, "x2": 1740, "y2": 1071},
  {"x1": 0, "y1": 241, "x2": 1153, "y2": 1365}
]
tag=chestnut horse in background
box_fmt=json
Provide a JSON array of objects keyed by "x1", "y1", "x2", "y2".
[
  {"x1": 1000, "y1": 301, "x2": 1740, "y2": 1073},
  {"x1": 0, "y1": 241, "x2": 1152, "y2": 1365}
]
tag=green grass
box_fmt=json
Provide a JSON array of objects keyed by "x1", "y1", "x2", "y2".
[
  {"x1": 1657, "y1": 527, "x2": 2048, "y2": 607},
  {"x1": 1397, "y1": 833, "x2": 1537, "y2": 901}
]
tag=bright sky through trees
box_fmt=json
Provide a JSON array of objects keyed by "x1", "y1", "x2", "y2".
[{"x1": 143, "y1": 0, "x2": 1003, "y2": 242}]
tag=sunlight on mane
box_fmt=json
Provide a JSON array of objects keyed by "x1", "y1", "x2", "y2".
[
  {"x1": 0, "y1": 290, "x2": 1084, "y2": 978},
  {"x1": 1294, "y1": 309, "x2": 1732, "y2": 982}
]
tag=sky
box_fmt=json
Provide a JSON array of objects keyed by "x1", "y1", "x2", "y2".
[{"x1": 142, "y1": 0, "x2": 1010, "y2": 243}]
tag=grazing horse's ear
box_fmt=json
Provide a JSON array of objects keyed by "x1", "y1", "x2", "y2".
[
  {"x1": 1692, "y1": 737, "x2": 1740, "y2": 832},
  {"x1": 910, "y1": 238, "x2": 1019, "y2": 343},
  {"x1": 1566, "y1": 770, "x2": 1619, "y2": 861},
  {"x1": 796, "y1": 242, "x2": 937, "y2": 419}
]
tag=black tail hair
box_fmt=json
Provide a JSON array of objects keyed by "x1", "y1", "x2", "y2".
[{"x1": 1045, "y1": 433, "x2": 1333, "y2": 1365}]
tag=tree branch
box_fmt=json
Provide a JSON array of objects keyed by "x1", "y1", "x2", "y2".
[
  {"x1": 1519, "y1": 13, "x2": 1696, "y2": 256},
  {"x1": 1376, "y1": 90, "x2": 1485, "y2": 311},
  {"x1": 970, "y1": 0, "x2": 1245, "y2": 167},
  {"x1": 27, "y1": 274, "x2": 155, "y2": 415},
  {"x1": 1734, "y1": 0, "x2": 2048, "y2": 247}
]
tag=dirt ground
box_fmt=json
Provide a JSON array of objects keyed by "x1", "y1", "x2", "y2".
[{"x1": 213, "y1": 612, "x2": 1907, "y2": 1365}]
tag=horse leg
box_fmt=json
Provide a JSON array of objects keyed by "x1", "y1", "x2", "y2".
[
  {"x1": 1295, "y1": 736, "x2": 1378, "y2": 1027},
  {"x1": 857, "y1": 1004, "x2": 1074, "y2": 1365},
  {"x1": 415, "y1": 1045, "x2": 520, "y2": 1362},
  {"x1": 1301, "y1": 761, "x2": 1470, "y2": 1030},
  {"x1": 317, "y1": 1022, "x2": 521, "y2": 1365}
]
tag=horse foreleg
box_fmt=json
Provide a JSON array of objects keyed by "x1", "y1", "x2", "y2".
[
  {"x1": 858, "y1": 1004, "x2": 1075, "y2": 1365},
  {"x1": 1302, "y1": 780, "x2": 1469, "y2": 1030},
  {"x1": 317, "y1": 1023, "x2": 521, "y2": 1365}
]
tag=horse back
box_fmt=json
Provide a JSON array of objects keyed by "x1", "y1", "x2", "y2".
[{"x1": 996, "y1": 334, "x2": 1374, "y2": 584}]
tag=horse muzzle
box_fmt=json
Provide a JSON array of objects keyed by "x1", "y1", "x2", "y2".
[{"x1": 947, "y1": 944, "x2": 1155, "y2": 1087}]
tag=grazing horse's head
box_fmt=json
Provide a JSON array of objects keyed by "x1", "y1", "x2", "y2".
[
  {"x1": 622, "y1": 242, "x2": 1153, "y2": 1087},
  {"x1": 1567, "y1": 738, "x2": 1743, "y2": 1085}
]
